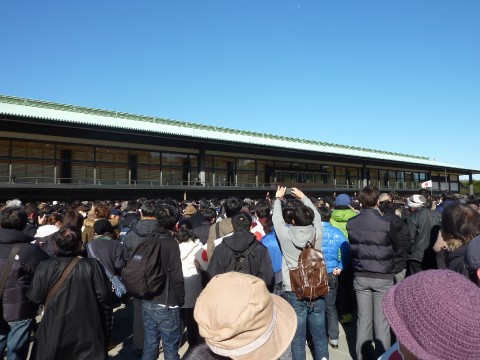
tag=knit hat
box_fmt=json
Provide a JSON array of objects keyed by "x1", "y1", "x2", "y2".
[
  {"x1": 93, "y1": 218, "x2": 114, "y2": 235},
  {"x1": 194, "y1": 272, "x2": 297, "y2": 360},
  {"x1": 465, "y1": 235, "x2": 480, "y2": 271},
  {"x1": 407, "y1": 194, "x2": 426, "y2": 208},
  {"x1": 383, "y1": 269, "x2": 480, "y2": 359},
  {"x1": 335, "y1": 194, "x2": 351, "y2": 207}
]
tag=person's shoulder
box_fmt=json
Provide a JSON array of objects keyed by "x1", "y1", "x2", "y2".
[
  {"x1": 330, "y1": 224, "x2": 347, "y2": 237},
  {"x1": 19, "y1": 242, "x2": 49, "y2": 259}
]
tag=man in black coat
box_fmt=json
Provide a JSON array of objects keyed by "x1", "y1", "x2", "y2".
[
  {"x1": 347, "y1": 186, "x2": 397, "y2": 360},
  {"x1": 207, "y1": 212, "x2": 274, "y2": 292},
  {"x1": 141, "y1": 203, "x2": 185, "y2": 360},
  {"x1": 379, "y1": 196, "x2": 411, "y2": 283},
  {"x1": 123, "y1": 199, "x2": 161, "y2": 358},
  {"x1": 406, "y1": 194, "x2": 441, "y2": 275},
  {"x1": 0, "y1": 206, "x2": 49, "y2": 359}
]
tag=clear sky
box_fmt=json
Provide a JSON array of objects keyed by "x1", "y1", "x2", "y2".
[{"x1": 1, "y1": 1, "x2": 479, "y2": 176}]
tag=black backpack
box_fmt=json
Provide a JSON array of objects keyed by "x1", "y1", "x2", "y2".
[
  {"x1": 119, "y1": 218, "x2": 138, "y2": 243},
  {"x1": 121, "y1": 234, "x2": 166, "y2": 298},
  {"x1": 224, "y1": 239, "x2": 258, "y2": 274}
]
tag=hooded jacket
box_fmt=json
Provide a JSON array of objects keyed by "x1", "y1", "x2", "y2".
[
  {"x1": 272, "y1": 196, "x2": 323, "y2": 292},
  {"x1": 207, "y1": 230, "x2": 274, "y2": 292},
  {"x1": 0, "y1": 227, "x2": 49, "y2": 322},
  {"x1": 330, "y1": 208, "x2": 358, "y2": 239},
  {"x1": 123, "y1": 219, "x2": 158, "y2": 261}
]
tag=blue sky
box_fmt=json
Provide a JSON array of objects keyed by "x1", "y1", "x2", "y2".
[{"x1": 1, "y1": 1, "x2": 479, "y2": 176}]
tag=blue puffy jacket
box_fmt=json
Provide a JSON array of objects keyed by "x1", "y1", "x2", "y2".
[
  {"x1": 261, "y1": 228, "x2": 283, "y2": 273},
  {"x1": 322, "y1": 222, "x2": 350, "y2": 274}
]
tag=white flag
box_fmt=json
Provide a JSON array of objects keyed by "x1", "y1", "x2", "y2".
[{"x1": 421, "y1": 180, "x2": 432, "y2": 188}]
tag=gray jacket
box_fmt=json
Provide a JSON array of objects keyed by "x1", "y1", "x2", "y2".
[{"x1": 272, "y1": 197, "x2": 323, "y2": 291}]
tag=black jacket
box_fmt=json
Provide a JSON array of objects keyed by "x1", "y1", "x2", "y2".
[
  {"x1": 119, "y1": 212, "x2": 139, "y2": 230},
  {"x1": 0, "y1": 227, "x2": 49, "y2": 322},
  {"x1": 123, "y1": 219, "x2": 158, "y2": 261},
  {"x1": 145, "y1": 228, "x2": 185, "y2": 307},
  {"x1": 207, "y1": 230, "x2": 275, "y2": 292},
  {"x1": 406, "y1": 208, "x2": 441, "y2": 264},
  {"x1": 27, "y1": 256, "x2": 110, "y2": 360},
  {"x1": 347, "y1": 208, "x2": 397, "y2": 278},
  {"x1": 192, "y1": 221, "x2": 211, "y2": 245},
  {"x1": 87, "y1": 235, "x2": 126, "y2": 276},
  {"x1": 436, "y1": 245, "x2": 469, "y2": 277},
  {"x1": 383, "y1": 213, "x2": 410, "y2": 274}
]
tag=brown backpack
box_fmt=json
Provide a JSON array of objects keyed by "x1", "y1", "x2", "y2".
[{"x1": 288, "y1": 238, "x2": 329, "y2": 301}]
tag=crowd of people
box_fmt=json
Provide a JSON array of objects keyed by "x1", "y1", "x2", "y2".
[{"x1": 1, "y1": 187, "x2": 480, "y2": 360}]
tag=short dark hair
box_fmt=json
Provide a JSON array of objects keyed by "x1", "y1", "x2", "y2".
[
  {"x1": 125, "y1": 200, "x2": 139, "y2": 212},
  {"x1": 0, "y1": 207, "x2": 28, "y2": 231},
  {"x1": 318, "y1": 206, "x2": 331, "y2": 222},
  {"x1": 156, "y1": 204, "x2": 178, "y2": 231},
  {"x1": 203, "y1": 208, "x2": 217, "y2": 222},
  {"x1": 292, "y1": 204, "x2": 315, "y2": 226},
  {"x1": 141, "y1": 200, "x2": 157, "y2": 217},
  {"x1": 232, "y1": 212, "x2": 252, "y2": 232},
  {"x1": 254, "y1": 199, "x2": 271, "y2": 219},
  {"x1": 54, "y1": 226, "x2": 82, "y2": 256},
  {"x1": 359, "y1": 185, "x2": 380, "y2": 208},
  {"x1": 442, "y1": 190, "x2": 457, "y2": 201},
  {"x1": 224, "y1": 197, "x2": 242, "y2": 218},
  {"x1": 62, "y1": 210, "x2": 84, "y2": 229},
  {"x1": 282, "y1": 207, "x2": 295, "y2": 225}
]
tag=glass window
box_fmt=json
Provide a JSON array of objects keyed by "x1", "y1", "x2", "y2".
[
  {"x1": 162, "y1": 152, "x2": 187, "y2": 167},
  {"x1": 346, "y1": 167, "x2": 360, "y2": 182},
  {"x1": 11, "y1": 141, "x2": 55, "y2": 160},
  {"x1": 132, "y1": 150, "x2": 161, "y2": 166},
  {"x1": 96, "y1": 147, "x2": 128, "y2": 164},
  {"x1": 322, "y1": 165, "x2": 334, "y2": 184},
  {"x1": 291, "y1": 162, "x2": 306, "y2": 171},
  {"x1": 257, "y1": 160, "x2": 273, "y2": 185}
]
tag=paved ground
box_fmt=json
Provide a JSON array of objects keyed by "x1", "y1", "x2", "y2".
[{"x1": 107, "y1": 303, "x2": 357, "y2": 360}]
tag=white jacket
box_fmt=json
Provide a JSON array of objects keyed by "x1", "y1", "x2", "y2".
[{"x1": 179, "y1": 239, "x2": 203, "y2": 308}]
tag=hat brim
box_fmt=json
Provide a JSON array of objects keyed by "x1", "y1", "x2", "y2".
[
  {"x1": 233, "y1": 294, "x2": 297, "y2": 360},
  {"x1": 383, "y1": 285, "x2": 434, "y2": 360}
]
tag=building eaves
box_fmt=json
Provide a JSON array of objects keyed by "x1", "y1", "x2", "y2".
[{"x1": 0, "y1": 94, "x2": 474, "y2": 172}]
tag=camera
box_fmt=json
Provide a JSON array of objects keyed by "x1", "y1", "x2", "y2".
[{"x1": 285, "y1": 188, "x2": 293, "y2": 197}]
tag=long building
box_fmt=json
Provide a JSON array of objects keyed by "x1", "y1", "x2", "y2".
[{"x1": 0, "y1": 94, "x2": 477, "y2": 201}]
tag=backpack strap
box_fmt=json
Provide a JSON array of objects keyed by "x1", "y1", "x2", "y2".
[
  {"x1": 87, "y1": 243, "x2": 113, "y2": 279},
  {"x1": 45, "y1": 256, "x2": 81, "y2": 308},
  {"x1": 0, "y1": 243, "x2": 24, "y2": 298},
  {"x1": 282, "y1": 230, "x2": 316, "y2": 270},
  {"x1": 215, "y1": 222, "x2": 220, "y2": 239}
]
